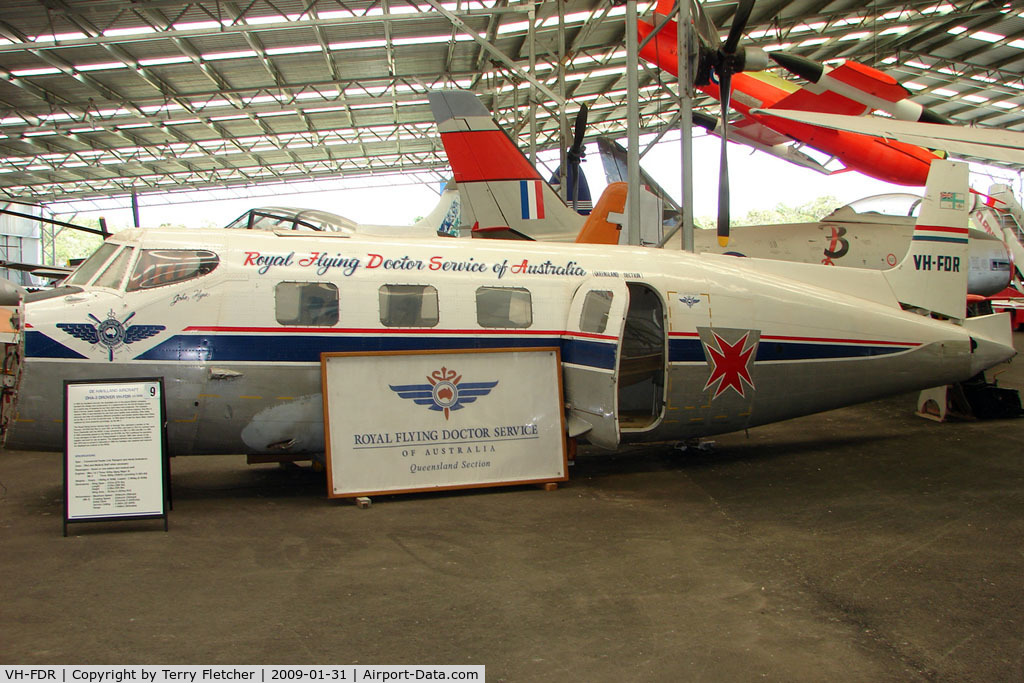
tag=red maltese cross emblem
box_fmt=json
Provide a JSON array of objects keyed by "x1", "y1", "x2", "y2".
[{"x1": 703, "y1": 331, "x2": 757, "y2": 399}]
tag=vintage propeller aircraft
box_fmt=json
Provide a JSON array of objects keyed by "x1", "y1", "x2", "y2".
[
  {"x1": 221, "y1": 183, "x2": 463, "y2": 237},
  {"x1": 430, "y1": 90, "x2": 1010, "y2": 297},
  {"x1": 0, "y1": 142, "x2": 1014, "y2": 458},
  {"x1": 636, "y1": 0, "x2": 949, "y2": 246}
]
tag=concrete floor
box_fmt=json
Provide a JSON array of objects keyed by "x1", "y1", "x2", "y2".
[{"x1": 2, "y1": 336, "x2": 1022, "y2": 681}]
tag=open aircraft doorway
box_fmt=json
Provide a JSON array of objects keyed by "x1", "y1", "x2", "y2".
[{"x1": 620, "y1": 283, "x2": 666, "y2": 433}]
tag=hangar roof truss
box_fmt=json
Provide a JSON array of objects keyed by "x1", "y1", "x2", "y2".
[{"x1": 0, "y1": 0, "x2": 1020, "y2": 212}]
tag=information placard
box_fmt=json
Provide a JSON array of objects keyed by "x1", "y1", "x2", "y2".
[
  {"x1": 63, "y1": 378, "x2": 168, "y2": 534},
  {"x1": 323, "y1": 348, "x2": 567, "y2": 498}
]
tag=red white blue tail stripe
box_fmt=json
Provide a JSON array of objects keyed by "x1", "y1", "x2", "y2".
[
  {"x1": 520, "y1": 180, "x2": 545, "y2": 220},
  {"x1": 912, "y1": 224, "x2": 969, "y2": 244}
]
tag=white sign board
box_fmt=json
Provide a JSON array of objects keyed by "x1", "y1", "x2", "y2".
[
  {"x1": 323, "y1": 348, "x2": 567, "y2": 498},
  {"x1": 64, "y1": 379, "x2": 167, "y2": 532}
]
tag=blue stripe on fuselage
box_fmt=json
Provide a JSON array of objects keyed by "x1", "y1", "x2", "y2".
[
  {"x1": 131, "y1": 333, "x2": 565, "y2": 362},
  {"x1": 26, "y1": 330, "x2": 87, "y2": 359},
  {"x1": 27, "y1": 329, "x2": 618, "y2": 368},
  {"x1": 27, "y1": 329, "x2": 913, "y2": 367}
]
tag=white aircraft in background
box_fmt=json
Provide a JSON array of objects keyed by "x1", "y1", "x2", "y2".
[
  {"x1": 428, "y1": 91, "x2": 1011, "y2": 297},
  {"x1": 221, "y1": 183, "x2": 464, "y2": 237},
  {"x1": 0, "y1": 151, "x2": 1014, "y2": 457}
]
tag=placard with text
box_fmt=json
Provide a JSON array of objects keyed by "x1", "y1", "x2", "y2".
[
  {"x1": 63, "y1": 378, "x2": 168, "y2": 533},
  {"x1": 322, "y1": 348, "x2": 567, "y2": 498}
]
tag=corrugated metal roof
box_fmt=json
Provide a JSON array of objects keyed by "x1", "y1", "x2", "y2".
[{"x1": 0, "y1": 0, "x2": 1020, "y2": 211}]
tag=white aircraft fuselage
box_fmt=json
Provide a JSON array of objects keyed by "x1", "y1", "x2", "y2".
[{"x1": 3, "y1": 220, "x2": 1012, "y2": 456}]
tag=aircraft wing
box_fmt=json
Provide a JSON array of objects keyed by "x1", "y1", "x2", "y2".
[
  {"x1": 752, "y1": 109, "x2": 1024, "y2": 166},
  {"x1": 0, "y1": 260, "x2": 72, "y2": 280},
  {"x1": 770, "y1": 85, "x2": 870, "y2": 118},
  {"x1": 725, "y1": 119, "x2": 835, "y2": 175}
]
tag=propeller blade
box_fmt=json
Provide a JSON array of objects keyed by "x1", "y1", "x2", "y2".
[
  {"x1": 717, "y1": 70, "x2": 732, "y2": 247},
  {"x1": 723, "y1": 0, "x2": 755, "y2": 55},
  {"x1": 571, "y1": 104, "x2": 588, "y2": 157}
]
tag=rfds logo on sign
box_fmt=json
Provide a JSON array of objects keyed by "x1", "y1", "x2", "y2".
[{"x1": 913, "y1": 255, "x2": 960, "y2": 272}]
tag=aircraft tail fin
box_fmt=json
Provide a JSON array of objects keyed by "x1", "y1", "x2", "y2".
[
  {"x1": 412, "y1": 183, "x2": 462, "y2": 236},
  {"x1": 575, "y1": 182, "x2": 629, "y2": 244},
  {"x1": 428, "y1": 90, "x2": 585, "y2": 242},
  {"x1": 883, "y1": 159, "x2": 970, "y2": 320}
]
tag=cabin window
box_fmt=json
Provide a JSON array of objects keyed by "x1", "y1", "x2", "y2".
[
  {"x1": 476, "y1": 286, "x2": 533, "y2": 328},
  {"x1": 275, "y1": 282, "x2": 339, "y2": 326},
  {"x1": 579, "y1": 290, "x2": 614, "y2": 334},
  {"x1": 379, "y1": 284, "x2": 439, "y2": 327},
  {"x1": 65, "y1": 242, "x2": 118, "y2": 286},
  {"x1": 93, "y1": 247, "x2": 135, "y2": 289},
  {"x1": 127, "y1": 249, "x2": 219, "y2": 291}
]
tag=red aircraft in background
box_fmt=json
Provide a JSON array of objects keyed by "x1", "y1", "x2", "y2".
[{"x1": 637, "y1": 0, "x2": 948, "y2": 187}]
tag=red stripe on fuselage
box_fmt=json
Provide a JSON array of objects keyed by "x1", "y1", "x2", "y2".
[
  {"x1": 914, "y1": 224, "x2": 969, "y2": 235},
  {"x1": 440, "y1": 130, "x2": 542, "y2": 183}
]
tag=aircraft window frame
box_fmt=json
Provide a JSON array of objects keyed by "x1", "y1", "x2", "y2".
[
  {"x1": 126, "y1": 249, "x2": 220, "y2": 292},
  {"x1": 579, "y1": 290, "x2": 613, "y2": 334},
  {"x1": 64, "y1": 242, "x2": 119, "y2": 286},
  {"x1": 92, "y1": 246, "x2": 135, "y2": 290},
  {"x1": 379, "y1": 284, "x2": 439, "y2": 328},
  {"x1": 224, "y1": 210, "x2": 326, "y2": 232},
  {"x1": 475, "y1": 286, "x2": 533, "y2": 328},
  {"x1": 275, "y1": 281, "x2": 340, "y2": 327}
]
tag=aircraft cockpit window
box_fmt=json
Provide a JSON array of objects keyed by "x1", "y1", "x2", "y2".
[
  {"x1": 65, "y1": 242, "x2": 118, "y2": 286},
  {"x1": 579, "y1": 290, "x2": 613, "y2": 334},
  {"x1": 127, "y1": 249, "x2": 219, "y2": 291},
  {"x1": 93, "y1": 247, "x2": 135, "y2": 289},
  {"x1": 476, "y1": 286, "x2": 533, "y2": 328},
  {"x1": 379, "y1": 284, "x2": 439, "y2": 327},
  {"x1": 275, "y1": 282, "x2": 339, "y2": 326}
]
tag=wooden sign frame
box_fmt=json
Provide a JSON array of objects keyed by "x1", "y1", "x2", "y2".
[{"x1": 322, "y1": 347, "x2": 567, "y2": 498}]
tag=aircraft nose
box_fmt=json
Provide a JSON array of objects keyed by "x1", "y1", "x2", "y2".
[{"x1": 969, "y1": 335, "x2": 1017, "y2": 376}]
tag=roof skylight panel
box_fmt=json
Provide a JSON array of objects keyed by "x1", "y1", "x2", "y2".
[
  {"x1": 265, "y1": 45, "x2": 322, "y2": 56},
  {"x1": 103, "y1": 27, "x2": 158, "y2": 37},
  {"x1": 200, "y1": 50, "x2": 259, "y2": 61},
  {"x1": 971, "y1": 31, "x2": 1005, "y2": 42},
  {"x1": 922, "y1": 4, "x2": 956, "y2": 14},
  {"x1": 328, "y1": 39, "x2": 388, "y2": 50},
  {"x1": 138, "y1": 56, "x2": 193, "y2": 66},
  {"x1": 76, "y1": 62, "x2": 129, "y2": 72},
  {"x1": 10, "y1": 67, "x2": 61, "y2": 77},
  {"x1": 171, "y1": 21, "x2": 228, "y2": 32}
]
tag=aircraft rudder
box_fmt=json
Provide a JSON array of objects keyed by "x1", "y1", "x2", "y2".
[
  {"x1": 884, "y1": 159, "x2": 970, "y2": 320},
  {"x1": 429, "y1": 89, "x2": 585, "y2": 241},
  {"x1": 575, "y1": 182, "x2": 628, "y2": 244}
]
